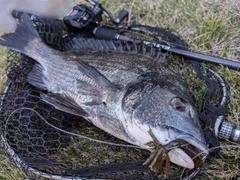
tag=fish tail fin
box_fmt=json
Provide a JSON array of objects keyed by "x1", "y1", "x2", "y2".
[{"x1": 0, "y1": 13, "x2": 40, "y2": 54}]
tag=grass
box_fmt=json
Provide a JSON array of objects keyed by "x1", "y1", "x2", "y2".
[
  {"x1": 0, "y1": 0, "x2": 240, "y2": 179},
  {"x1": 0, "y1": 47, "x2": 7, "y2": 92},
  {"x1": 0, "y1": 151, "x2": 25, "y2": 180}
]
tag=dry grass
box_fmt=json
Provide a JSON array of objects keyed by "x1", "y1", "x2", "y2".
[{"x1": 0, "y1": 0, "x2": 240, "y2": 179}]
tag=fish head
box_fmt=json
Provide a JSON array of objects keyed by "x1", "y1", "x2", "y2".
[{"x1": 123, "y1": 74, "x2": 209, "y2": 169}]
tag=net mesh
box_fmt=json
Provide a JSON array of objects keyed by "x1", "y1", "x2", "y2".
[{"x1": 0, "y1": 16, "x2": 229, "y2": 179}]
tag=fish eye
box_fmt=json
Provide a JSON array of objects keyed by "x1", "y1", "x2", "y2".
[{"x1": 171, "y1": 98, "x2": 187, "y2": 111}]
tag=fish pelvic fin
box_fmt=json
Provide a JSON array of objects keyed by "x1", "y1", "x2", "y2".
[{"x1": 0, "y1": 13, "x2": 40, "y2": 54}]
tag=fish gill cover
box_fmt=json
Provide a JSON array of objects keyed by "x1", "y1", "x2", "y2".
[{"x1": 0, "y1": 5, "x2": 229, "y2": 180}]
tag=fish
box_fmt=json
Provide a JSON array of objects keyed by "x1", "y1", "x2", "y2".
[{"x1": 0, "y1": 13, "x2": 209, "y2": 171}]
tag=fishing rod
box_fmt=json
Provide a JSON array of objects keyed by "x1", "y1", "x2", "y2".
[
  {"x1": 12, "y1": 0, "x2": 240, "y2": 70},
  {"x1": 65, "y1": 0, "x2": 240, "y2": 70}
]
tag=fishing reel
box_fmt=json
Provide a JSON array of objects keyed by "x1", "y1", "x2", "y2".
[{"x1": 63, "y1": 0, "x2": 128, "y2": 33}]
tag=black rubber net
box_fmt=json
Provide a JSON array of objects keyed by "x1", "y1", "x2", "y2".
[{"x1": 0, "y1": 17, "x2": 229, "y2": 179}]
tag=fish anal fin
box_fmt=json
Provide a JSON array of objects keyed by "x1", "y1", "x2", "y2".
[{"x1": 41, "y1": 93, "x2": 88, "y2": 118}]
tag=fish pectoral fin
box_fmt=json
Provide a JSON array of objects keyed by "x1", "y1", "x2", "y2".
[
  {"x1": 41, "y1": 93, "x2": 89, "y2": 118},
  {"x1": 27, "y1": 63, "x2": 48, "y2": 90},
  {"x1": 75, "y1": 60, "x2": 116, "y2": 89}
]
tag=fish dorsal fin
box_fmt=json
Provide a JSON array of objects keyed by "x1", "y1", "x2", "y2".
[
  {"x1": 41, "y1": 93, "x2": 89, "y2": 118},
  {"x1": 75, "y1": 59, "x2": 116, "y2": 89}
]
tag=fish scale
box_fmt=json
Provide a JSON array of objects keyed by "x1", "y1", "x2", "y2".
[{"x1": 79, "y1": 52, "x2": 175, "y2": 88}]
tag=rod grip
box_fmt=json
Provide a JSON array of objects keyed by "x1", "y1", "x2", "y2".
[{"x1": 92, "y1": 27, "x2": 118, "y2": 39}]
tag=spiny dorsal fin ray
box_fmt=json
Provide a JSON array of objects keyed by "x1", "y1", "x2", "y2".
[{"x1": 62, "y1": 36, "x2": 165, "y2": 63}]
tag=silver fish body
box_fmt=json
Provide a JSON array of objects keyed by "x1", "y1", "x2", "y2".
[{"x1": 0, "y1": 13, "x2": 209, "y2": 169}]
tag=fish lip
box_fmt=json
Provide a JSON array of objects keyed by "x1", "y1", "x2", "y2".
[
  {"x1": 166, "y1": 134, "x2": 209, "y2": 169},
  {"x1": 150, "y1": 128, "x2": 209, "y2": 157},
  {"x1": 175, "y1": 134, "x2": 209, "y2": 157}
]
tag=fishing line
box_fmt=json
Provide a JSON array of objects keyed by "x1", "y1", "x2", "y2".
[{"x1": 4, "y1": 107, "x2": 143, "y2": 149}]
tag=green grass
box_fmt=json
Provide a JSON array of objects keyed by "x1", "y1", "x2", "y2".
[
  {"x1": 0, "y1": 0, "x2": 240, "y2": 179},
  {"x1": 0, "y1": 47, "x2": 7, "y2": 91}
]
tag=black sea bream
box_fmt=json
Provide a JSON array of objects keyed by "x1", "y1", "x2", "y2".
[{"x1": 0, "y1": 13, "x2": 208, "y2": 170}]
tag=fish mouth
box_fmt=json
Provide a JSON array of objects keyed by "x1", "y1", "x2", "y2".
[
  {"x1": 167, "y1": 135, "x2": 209, "y2": 169},
  {"x1": 145, "y1": 128, "x2": 209, "y2": 171}
]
